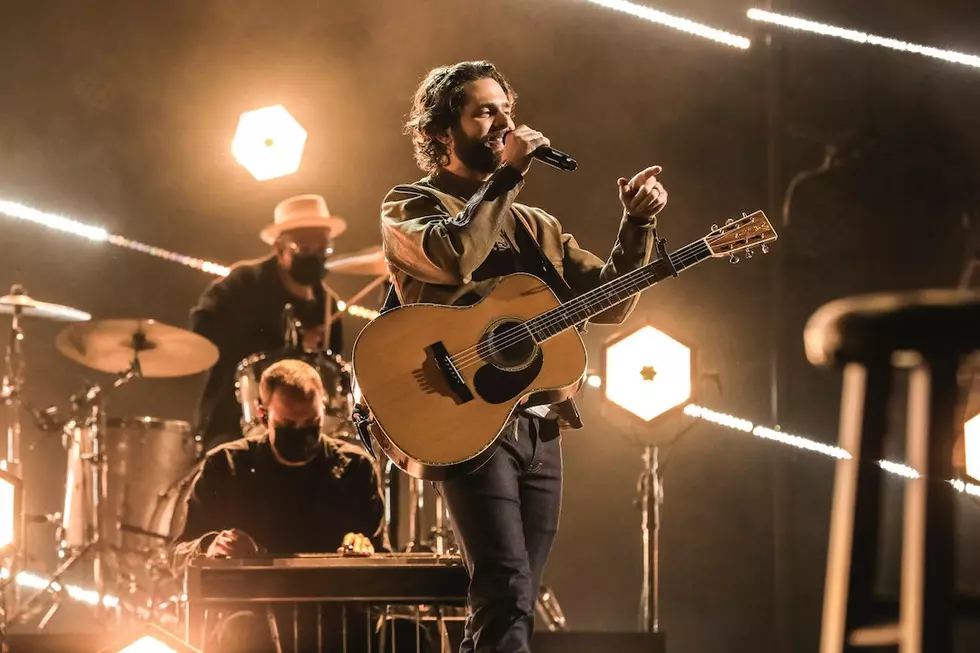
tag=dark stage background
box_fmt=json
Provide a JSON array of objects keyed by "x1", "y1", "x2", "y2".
[{"x1": 2, "y1": 1, "x2": 980, "y2": 651}]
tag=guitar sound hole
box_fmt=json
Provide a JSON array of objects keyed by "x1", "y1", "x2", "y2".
[{"x1": 484, "y1": 320, "x2": 538, "y2": 371}]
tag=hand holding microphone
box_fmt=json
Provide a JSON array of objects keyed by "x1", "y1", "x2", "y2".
[{"x1": 502, "y1": 126, "x2": 578, "y2": 174}]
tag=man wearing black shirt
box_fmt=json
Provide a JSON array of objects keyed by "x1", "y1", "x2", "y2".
[
  {"x1": 172, "y1": 359, "x2": 388, "y2": 652},
  {"x1": 191, "y1": 194, "x2": 346, "y2": 448}
]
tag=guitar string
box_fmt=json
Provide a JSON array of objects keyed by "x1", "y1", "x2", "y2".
[
  {"x1": 447, "y1": 240, "x2": 711, "y2": 371},
  {"x1": 472, "y1": 224, "x2": 770, "y2": 360},
  {"x1": 449, "y1": 226, "x2": 769, "y2": 371},
  {"x1": 448, "y1": 239, "x2": 710, "y2": 370},
  {"x1": 446, "y1": 224, "x2": 768, "y2": 370}
]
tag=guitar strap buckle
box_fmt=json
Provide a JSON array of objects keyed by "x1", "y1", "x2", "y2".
[{"x1": 352, "y1": 403, "x2": 377, "y2": 460}]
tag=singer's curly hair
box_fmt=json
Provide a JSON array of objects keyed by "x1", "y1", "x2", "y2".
[{"x1": 405, "y1": 61, "x2": 517, "y2": 174}]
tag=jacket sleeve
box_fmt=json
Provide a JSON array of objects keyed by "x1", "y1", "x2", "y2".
[
  {"x1": 190, "y1": 275, "x2": 235, "y2": 347},
  {"x1": 560, "y1": 213, "x2": 659, "y2": 324},
  {"x1": 381, "y1": 166, "x2": 524, "y2": 286},
  {"x1": 345, "y1": 455, "x2": 391, "y2": 553},
  {"x1": 169, "y1": 455, "x2": 230, "y2": 575}
]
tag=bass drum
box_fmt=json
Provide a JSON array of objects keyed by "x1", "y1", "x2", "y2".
[
  {"x1": 59, "y1": 417, "x2": 201, "y2": 554},
  {"x1": 235, "y1": 349, "x2": 353, "y2": 436}
]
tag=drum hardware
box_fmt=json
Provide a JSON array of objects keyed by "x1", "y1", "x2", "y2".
[
  {"x1": 1, "y1": 285, "x2": 92, "y2": 625},
  {"x1": 10, "y1": 319, "x2": 216, "y2": 629}
]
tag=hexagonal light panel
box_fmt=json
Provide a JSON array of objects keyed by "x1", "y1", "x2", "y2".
[
  {"x1": 0, "y1": 468, "x2": 22, "y2": 555},
  {"x1": 231, "y1": 105, "x2": 307, "y2": 181},
  {"x1": 964, "y1": 414, "x2": 980, "y2": 482},
  {"x1": 602, "y1": 325, "x2": 692, "y2": 422},
  {"x1": 100, "y1": 624, "x2": 202, "y2": 653}
]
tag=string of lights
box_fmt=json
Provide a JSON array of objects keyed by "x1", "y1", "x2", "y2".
[
  {"x1": 583, "y1": 0, "x2": 751, "y2": 49},
  {"x1": 0, "y1": 567, "x2": 118, "y2": 608},
  {"x1": 747, "y1": 8, "x2": 980, "y2": 69},
  {"x1": 682, "y1": 403, "x2": 980, "y2": 497},
  {"x1": 0, "y1": 197, "x2": 379, "y2": 320}
]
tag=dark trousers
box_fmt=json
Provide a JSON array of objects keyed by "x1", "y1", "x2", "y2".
[{"x1": 440, "y1": 416, "x2": 563, "y2": 653}]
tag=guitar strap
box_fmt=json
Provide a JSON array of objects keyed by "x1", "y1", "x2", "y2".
[{"x1": 506, "y1": 207, "x2": 576, "y2": 304}]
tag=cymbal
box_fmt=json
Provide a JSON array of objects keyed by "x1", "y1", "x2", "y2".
[
  {"x1": 56, "y1": 319, "x2": 218, "y2": 378},
  {"x1": 325, "y1": 245, "x2": 387, "y2": 276},
  {"x1": 0, "y1": 291, "x2": 91, "y2": 322}
]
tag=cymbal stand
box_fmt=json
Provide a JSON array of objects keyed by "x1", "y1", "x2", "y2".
[
  {"x1": 9, "y1": 359, "x2": 142, "y2": 628},
  {"x1": 1, "y1": 285, "x2": 28, "y2": 618}
]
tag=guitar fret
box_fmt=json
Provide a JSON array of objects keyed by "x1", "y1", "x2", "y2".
[{"x1": 529, "y1": 239, "x2": 713, "y2": 342}]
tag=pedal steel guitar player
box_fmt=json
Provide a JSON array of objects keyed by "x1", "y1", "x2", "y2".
[
  {"x1": 380, "y1": 61, "x2": 670, "y2": 653},
  {"x1": 171, "y1": 359, "x2": 421, "y2": 652}
]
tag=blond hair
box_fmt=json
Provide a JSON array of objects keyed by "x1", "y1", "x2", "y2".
[{"x1": 259, "y1": 359, "x2": 324, "y2": 406}]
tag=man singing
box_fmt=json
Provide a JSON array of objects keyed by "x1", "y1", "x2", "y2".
[
  {"x1": 381, "y1": 61, "x2": 669, "y2": 652},
  {"x1": 191, "y1": 194, "x2": 346, "y2": 448},
  {"x1": 172, "y1": 359, "x2": 388, "y2": 652}
]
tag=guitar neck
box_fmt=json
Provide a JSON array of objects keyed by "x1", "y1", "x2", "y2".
[{"x1": 527, "y1": 238, "x2": 712, "y2": 341}]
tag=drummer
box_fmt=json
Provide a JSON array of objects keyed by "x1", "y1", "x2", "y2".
[
  {"x1": 191, "y1": 194, "x2": 346, "y2": 448},
  {"x1": 171, "y1": 358, "x2": 395, "y2": 652}
]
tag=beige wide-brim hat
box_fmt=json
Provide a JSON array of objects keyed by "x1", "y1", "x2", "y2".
[{"x1": 260, "y1": 194, "x2": 348, "y2": 244}]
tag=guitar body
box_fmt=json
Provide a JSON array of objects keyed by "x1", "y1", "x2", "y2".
[{"x1": 352, "y1": 273, "x2": 587, "y2": 480}]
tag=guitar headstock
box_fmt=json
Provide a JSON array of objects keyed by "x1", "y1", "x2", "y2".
[{"x1": 704, "y1": 210, "x2": 776, "y2": 262}]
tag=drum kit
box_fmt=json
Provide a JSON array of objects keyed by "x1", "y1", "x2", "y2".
[{"x1": 0, "y1": 245, "x2": 442, "y2": 631}]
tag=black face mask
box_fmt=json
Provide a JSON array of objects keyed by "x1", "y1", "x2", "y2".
[
  {"x1": 271, "y1": 424, "x2": 321, "y2": 463},
  {"x1": 288, "y1": 252, "x2": 327, "y2": 286}
]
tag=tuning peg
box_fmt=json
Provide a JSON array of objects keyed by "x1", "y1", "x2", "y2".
[
  {"x1": 725, "y1": 218, "x2": 734, "y2": 225},
  {"x1": 745, "y1": 249, "x2": 754, "y2": 259},
  {"x1": 728, "y1": 253, "x2": 739, "y2": 264},
  {"x1": 761, "y1": 243, "x2": 770, "y2": 254},
  {"x1": 711, "y1": 223, "x2": 719, "y2": 231}
]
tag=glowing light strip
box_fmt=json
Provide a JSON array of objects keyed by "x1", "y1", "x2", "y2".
[
  {"x1": 747, "y1": 9, "x2": 980, "y2": 69},
  {"x1": 585, "y1": 0, "x2": 751, "y2": 49},
  {"x1": 683, "y1": 404, "x2": 980, "y2": 495},
  {"x1": 0, "y1": 198, "x2": 378, "y2": 320},
  {"x1": 0, "y1": 199, "x2": 108, "y2": 241},
  {"x1": 1, "y1": 567, "x2": 119, "y2": 608}
]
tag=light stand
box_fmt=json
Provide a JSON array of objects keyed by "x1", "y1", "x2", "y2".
[
  {"x1": 597, "y1": 322, "x2": 697, "y2": 638},
  {"x1": 9, "y1": 357, "x2": 142, "y2": 628},
  {"x1": 1, "y1": 286, "x2": 28, "y2": 617},
  {"x1": 638, "y1": 445, "x2": 663, "y2": 633}
]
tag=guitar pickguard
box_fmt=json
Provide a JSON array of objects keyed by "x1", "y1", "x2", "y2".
[{"x1": 472, "y1": 350, "x2": 544, "y2": 405}]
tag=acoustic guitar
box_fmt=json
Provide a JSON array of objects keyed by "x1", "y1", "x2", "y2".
[{"x1": 353, "y1": 210, "x2": 776, "y2": 480}]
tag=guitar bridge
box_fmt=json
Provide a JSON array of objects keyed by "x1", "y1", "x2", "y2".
[{"x1": 426, "y1": 341, "x2": 474, "y2": 404}]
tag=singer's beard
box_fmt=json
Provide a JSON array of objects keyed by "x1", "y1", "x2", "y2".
[{"x1": 451, "y1": 127, "x2": 501, "y2": 175}]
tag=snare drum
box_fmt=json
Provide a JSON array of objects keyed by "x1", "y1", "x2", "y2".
[{"x1": 235, "y1": 349, "x2": 353, "y2": 434}]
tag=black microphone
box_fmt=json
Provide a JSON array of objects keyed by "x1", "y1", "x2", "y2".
[{"x1": 502, "y1": 132, "x2": 578, "y2": 172}]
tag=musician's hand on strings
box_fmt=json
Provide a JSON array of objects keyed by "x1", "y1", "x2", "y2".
[
  {"x1": 338, "y1": 532, "x2": 375, "y2": 556},
  {"x1": 207, "y1": 528, "x2": 260, "y2": 558},
  {"x1": 618, "y1": 165, "x2": 668, "y2": 221}
]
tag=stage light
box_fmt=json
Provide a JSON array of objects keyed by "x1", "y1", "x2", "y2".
[
  {"x1": 747, "y1": 8, "x2": 980, "y2": 69},
  {"x1": 684, "y1": 403, "x2": 980, "y2": 496},
  {"x1": 963, "y1": 414, "x2": 980, "y2": 481},
  {"x1": 0, "y1": 468, "x2": 23, "y2": 557},
  {"x1": 0, "y1": 197, "x2": 378, "y2": 320},
  {"x1": 100, "y1": 625, "x2": 201, "y2": 653},
  {"x1": 601, "y1": 325, "x2": 693, "y2": 422},
  {"x1": 232, "y1": 105, "x2": 308, "y2": 181},
  {"x1": 584, "y1": 0, "x2": 751, "y2": 49},
  {"x1": 0, "y1": 199, "x2": 108, "y2": 241}
]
